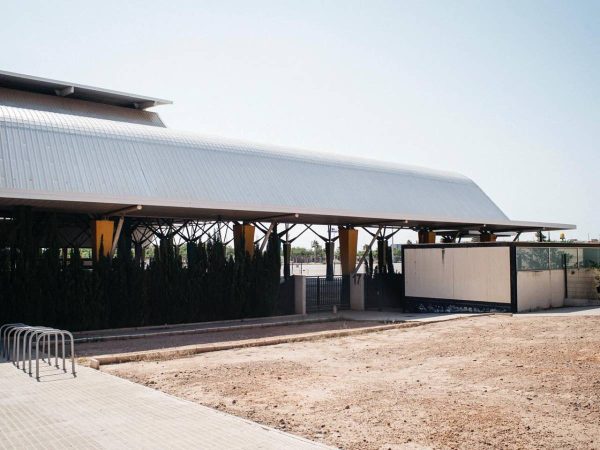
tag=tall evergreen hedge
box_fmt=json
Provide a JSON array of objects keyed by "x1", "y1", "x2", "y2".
[{"x1": 0, "y1": 210, "x2": 281, "y2": 331}]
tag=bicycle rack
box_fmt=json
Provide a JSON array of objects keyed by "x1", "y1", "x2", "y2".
[
  {"x1": 1, "y1": 323, "x2": 24, "y2": 359},
  {"x1": 34, "y1": 330, "x2": 76, "y2": 380},
  {"x1": 1, "y1": 323, "x2": 77, "y2": 381}
]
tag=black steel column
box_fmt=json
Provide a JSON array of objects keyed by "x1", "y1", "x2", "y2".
[
  {"x1": 325, "y1": 241, "x2": 335, "y2": 280},
  {"x1": 377, "y1": 237, "x2": 385, "y2": 274},
  {"x1": 283, "y1": 242, "x2": 291, "y2": 279},
  {"x1": 134, "y1": 242, "x2": 144, "y2": 267}
]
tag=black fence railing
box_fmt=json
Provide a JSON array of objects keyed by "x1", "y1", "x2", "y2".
[{"x1": 306, "y1": 276, "x2": 348, "y2": 313}]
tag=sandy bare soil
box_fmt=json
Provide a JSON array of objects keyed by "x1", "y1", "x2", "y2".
[{"x1": 104, "y1": 315, "x2": 600, "y2": 450}]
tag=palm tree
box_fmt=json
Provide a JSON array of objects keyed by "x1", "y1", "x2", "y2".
[{"x1": 311, "y1": 240, "x2": 321, "y2": 260}]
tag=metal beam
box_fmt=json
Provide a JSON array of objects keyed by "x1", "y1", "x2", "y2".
[
  {"x1": 109, "y1": 216, "x2": 125, "y2": 258},
  {"x1": 259, "y1": 222, "x2": 277, "y2": 253},
  {"x1": 352, "y1": 226, "x2": 382, "y2": 276},
  {"x1": 286, "y1": 225, "x2": 311, "y2": 244},
  {"x1": 277, "y1": 223, "x2": 296, "y2": 239},
  {"x1": 103, "y1": 204, "x2": 142, "y2": 218}
]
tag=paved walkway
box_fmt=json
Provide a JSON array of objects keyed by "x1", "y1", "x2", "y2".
[
  {"x1": 75, "y1": 311, "x2": 475, "y2": 344},
  {"x1": 518, "y1": 306, "x2": 600, "y2": 316},
  {"x1": 0, "y1": 360, "x2": 331, "y2": 449}
]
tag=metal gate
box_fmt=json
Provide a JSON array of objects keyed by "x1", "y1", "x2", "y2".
[
  {"x1": 306, "y1": 276, "x2": 348, "y2": 313},
  {"x1": 364, "y1": 273, "x2": 405, "y2": 310}
]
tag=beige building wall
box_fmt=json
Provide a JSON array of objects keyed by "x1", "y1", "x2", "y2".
[
  {"x1": 516, "y1": 270, "x2": 565, "y2": 312},
  {"x1": 404, "y1": 247, "x2": 511, "y2": 303}
]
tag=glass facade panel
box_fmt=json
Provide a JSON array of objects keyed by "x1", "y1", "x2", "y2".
[
  {"x1": 549, "y1": 248, "x2": 578, "y2": 269},
  {"x1": 516, "y1": 247, "x2": 600, "y2": 270},
  {"x1": 517, "y1": 247, "x2": 549, "y2": 271},
  {"x1": 580, "y1": 248, "x2": 600, "y2": 268}
]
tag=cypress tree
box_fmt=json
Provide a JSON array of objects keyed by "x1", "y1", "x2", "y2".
[{"x1": 386, "y1": 243, "x2": 394, "y2": 274}]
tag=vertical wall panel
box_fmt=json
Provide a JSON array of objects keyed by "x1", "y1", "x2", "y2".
[{"x1": 404, "y1": 246, "x2": 511, "y2": 303}]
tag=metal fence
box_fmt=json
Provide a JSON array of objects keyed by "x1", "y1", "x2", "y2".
[
  {"x1": 1, "y1": 324, "x2": 76, "y2": 381},
  {"x1": 276, "y1": 277, "x2": 296, "y2": 315},
  {"x1": 306, "y1": 276, "x2": 348, "y2": 313},
  {"x1": 364, "y1": 274, "x2": 405, "y2": 311}
]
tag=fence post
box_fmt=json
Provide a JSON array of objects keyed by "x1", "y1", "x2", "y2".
[
  {"x1": 294, "y1": 275, "x2": 307, "y2": 315},
  {"x1": 350, "y1": 274, "x2": 365, "y2": 311},
  {"x1": 316, "y1": 276, "x2": 321, "y2": 309}
]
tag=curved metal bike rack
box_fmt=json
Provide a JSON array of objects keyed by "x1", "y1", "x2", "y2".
[
  {"x1": 34, "y1": 330, "x2": 76, "y2": 380},
  {"x1": 1, "y1": 323, "x2": 77, "y2": 382},
  {"x1": 26, "y1": 328, "x2": 59, "y2": 375},
  {"x1": 1, "y1": 323, "x2": 25, "y2": 359}
]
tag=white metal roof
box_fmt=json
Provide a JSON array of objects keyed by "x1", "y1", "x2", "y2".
[
  {"x1": 0, "y1": 83, "x2": 574, "y2": 232},
  {"x1": 0, "y1": 70, "x2": 172, "y2": 110}
]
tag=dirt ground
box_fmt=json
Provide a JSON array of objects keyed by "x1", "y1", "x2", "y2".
[{"x1": 103, "y1": 315, "x2": 600, "y2": 450}]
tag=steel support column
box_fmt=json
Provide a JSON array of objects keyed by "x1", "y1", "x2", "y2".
[
  {"x1": 325, "y1": 241, "x2": 335, "y2": 280},
  {"x1": 418, "y1": 229, "x2": 436, "y2": 244},
  {"x1": 233, "y1": 224, "x2": 255, "y2": 256},
  {"x1": 338, "y1": 227, "x2": 358, "y2": 276},
  {"x1": 283, "y1": 242, "x2": 291, "y2": 279},
  {"x1": 91, "y1": 220, "x2": 114, "y2": 260},
  {"x1": 480, "y1": 233, "x2": 497, "y2": 242}
]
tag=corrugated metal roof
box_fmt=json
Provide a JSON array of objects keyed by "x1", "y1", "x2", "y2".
[{"x1": 0, "y1": 87, "x2": 573, "y2": 231}]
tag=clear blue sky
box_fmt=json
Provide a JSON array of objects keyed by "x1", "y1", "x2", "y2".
[{"x1": 2, "y1": 0, "x2": 598, "y2": 245}]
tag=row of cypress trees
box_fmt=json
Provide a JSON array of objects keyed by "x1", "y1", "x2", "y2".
[{"x1": 0, "y1": 209, "x2": 281, "y2": 331}]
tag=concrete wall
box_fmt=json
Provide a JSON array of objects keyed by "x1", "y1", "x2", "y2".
[
  {"x1": 516, "y1": 270, "x2": 565, "y2": 312},
  {"x1": 350, "y1": 274, "x2": 365, "y2": 311},
  {"x1": 404, "y1": 246, "x2": 511, "y2": 303},
  {"x1": 566, "y1": 268, "x2": 600, "y2": 300}
]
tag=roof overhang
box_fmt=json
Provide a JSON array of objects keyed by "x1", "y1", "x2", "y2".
[
  {"x1": 0, "y1": 192, "x2": 575, "y2": 234},
  {"x1": 0, "y1": 70, "x2": 172, "y2": 109}
]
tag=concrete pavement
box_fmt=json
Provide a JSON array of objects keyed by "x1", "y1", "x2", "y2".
[
  {"x1": 518, "y1": 306, "x2": 600, "y2": 316},
  {"x1": 75, "y1": 311, "x2": 476, "y2": 344},
  {"x1": 0, "y1": 359, "x2": 332, "y2": 450}
]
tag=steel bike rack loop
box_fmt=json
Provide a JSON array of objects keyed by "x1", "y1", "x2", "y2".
[
  {"x1": 17, "y1": 327, "x2": 54, "y2": 370},
  {"x1": 4, "y1": 324, "x2": 30, "y2": 361},
  {"x1": 1, "y1": 323, "x2": 25, "y2": 359},
  {"x1": 35, "y1": 330, "x2": 76, "y2": 381},
  {"x1": 21, "y1": 327, "x2": 54, "y2": 372},
  {"x1": 13, "y1": 326, "x2": 38, "y2": 368},
  {"x1": 27, "y1": 328, "x2": 60, "y2": 376}
]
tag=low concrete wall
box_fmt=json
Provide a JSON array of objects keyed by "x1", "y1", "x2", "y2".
[
  {"x1": 516, "y1": 270, "x2": 564, "y2": 312},
  {"x1": 350, "y1": 274, "x2": 365, "y2": 311},
  {"x1": 567, "y1": 268, "x2": 600, "y2": 300}
]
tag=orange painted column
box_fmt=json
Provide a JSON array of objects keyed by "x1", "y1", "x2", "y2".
[
  {"x1": 338, "y1": 227, "x2": 358, "y2": 275},
  {"x1": 480, "y1": 233, "x2": 497, "y2": 242},
  {"x1": 233, "y1": 224, "x2": 256, "y2": 257},
  {"x1": 418, "y1": 230, "x2": 436, "y2": 244},
  {"x1": 91, "y1": 220, "x2": 114, "y2": 260}
]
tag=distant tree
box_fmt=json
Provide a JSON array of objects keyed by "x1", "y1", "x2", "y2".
[{"x1": 311, "y1": 240, "x2": 321, "y2": 259}]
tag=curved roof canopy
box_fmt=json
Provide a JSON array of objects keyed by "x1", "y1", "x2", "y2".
[{"x1": 0, "y1": 71, "x2": 573, "y2": 233}]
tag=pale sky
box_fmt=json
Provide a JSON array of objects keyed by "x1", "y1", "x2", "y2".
[{"x1": 2, "y1": 0, "x2": 598, "y2": 247}]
